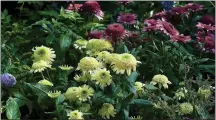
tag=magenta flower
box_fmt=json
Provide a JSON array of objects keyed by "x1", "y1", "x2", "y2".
[
  {"x1": 117, "y1": 13, "x2": 137, "y2": 24},
  {"x1": 200, "y1": 15, "x2": 215, "y2": 25},
  {"x1": 143, "y1": 19, "x2": 160, "y2": 31},
  {"x1": 196, "y1": 22, "x2": 215, "y2": 31},
  {"x1": 185, "y1": 3, "x2": 203, "y2": 12},
  {"x1": 170, "y1": 35, "x2": 191, "y2": 43},
  {"x1": 66, "y1": 4, "x2": 83, "y2": 11},
  {"x1": 81, "y1": 1, "x2": 104, "y2": 20},
  {"x1": 157, "y1": 19, "x2": 180, "y2": 36},
  {"x1": 88, "y1": 31, "x2": 104, "y2": 39},
  {"x1": 105, "y1": 23, "x2": 126, "y2": 42},
  {"x1": 152, "y1": 11, "x2": 170, "y2": 20},
  {"x1": 171, "y1": 6, "x2": 187, "y2": 14}
]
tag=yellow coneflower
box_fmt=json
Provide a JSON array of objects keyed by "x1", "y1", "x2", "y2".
[
  {"x1": 74, "y1": 39, "x2": 88, "y2": 49},
  {"x1": 67, "y1": 110, "x2": 84, "y2": 120},
  {"x1": 77, "y1": 57, "x2": 103, "y2": 73},
  {"x1": 47, "y1": 90, "x2": 61, "y2": 98},
  {"x1": 98, "y1": 103, "x2": 117, "y2": 119},
  {"x1": 92, "y1": 68, "x2": 112, "y2": 89},
  {"x1": 31, "y1": 60, "x2": 51, "y2": 73},
  {"x1": 65, "y1": 87, "x2": 79, "y2": 102},
  {"x1": 59, "y1": 65, "x2": 73, "y2": 71},
  {"x1": 76, "y1": 84, "x2": 94, "y2": 102},
  {"x1": 32, "y1": 45, "x2": 56, "y2": 64},
  {"x1": 151, "y1": 74, "x2": 171, "y2": 89},
  {"x1": 38, "y1": 79, "x2": 53, "y2": 87},
  {"x1": 111, "y1": 53, "x2": 141, "y2": 76}
]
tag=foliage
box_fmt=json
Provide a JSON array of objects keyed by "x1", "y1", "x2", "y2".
[{"x1": 1, "y1": 1, "x2": 215, "y2": 120}]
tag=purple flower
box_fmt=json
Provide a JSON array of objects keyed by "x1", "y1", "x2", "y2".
[
  {"x1": 1, "y1": 73, "x2": 16, "y2": 88},
  {"x1": 160, "y1": 1, "x2": 174, "y2": 11},
  {"x1": 88, "y1": 31, "x2": 104, "y2": 39},
  {"x1": 117, "y1": 13, "x2": 137, "y2": 24}
]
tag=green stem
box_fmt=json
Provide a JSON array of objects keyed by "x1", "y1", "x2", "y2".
[
  {"x1": 46, "y1": 70, "x2": 51, "y2": 81},
  {"x1": 40, "y1": 72, "x2": 45, "y2": 79}
]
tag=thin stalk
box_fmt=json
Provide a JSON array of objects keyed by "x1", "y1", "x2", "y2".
[{"x1": 40, "y1": 72, "x2": 45, "y2": 79}]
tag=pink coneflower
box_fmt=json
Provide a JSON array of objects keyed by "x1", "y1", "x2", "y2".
[
  {"x1": 105, "y1": 23, "x2": 126, "y2": 42},
  {"x1": 157, "y1": 19, "x2": 180, "y2": 36},
  {"x1": 196, "y1": 22, "x2": 215, "y2": 31},
  {"x1": 66, "y1": 4, "x2": 83, "y2": 11},
  {"x1": 117, "y1": 13, "x2": 137, "y2": 24},
  {"x1": 143, "y1": 19, "x2": 160, "y2": 31},
  {"x1": 203, "y1": 36, "x2": 215, "y2": 50},
  {"x1": 152, "y1": 11, "x2": 170, "y2": 20},
  {"x1": 184, "y1": 3, "x2": 203, "y2": 12},
  {"x1": 170, "y1": 35, "x2": 191, "y2": 43},
  {"x1": 171, "y1": 6, "x2": 187, "y2": 14},
  {"x1": 81, "y1": 1, "x2": 104, "y2": 20},
  {"x1": 88, "y1": 31, "x2": 103, "y2": 39},
  {"x1": 200, "y1": 15, "x2": 215, "y2": 25},
  {"x1": 128, "y1": 32, "x2": 140, "y2": 39}
]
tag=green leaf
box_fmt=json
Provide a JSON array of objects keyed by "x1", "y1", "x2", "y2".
[
  {"x1": 26, "y1": 83, "x2": 48, "y2": 99},
  {"x1": 46, "y1": 34, "x2": 55, "y2": 45},
  {"x1": 166, "y1": 69, "x2": 178, "y2": 86},
  {"x1": 126, "y1": 81, "x2": 136, "y2": 94},
  {"x1": 6, "y1": 97, "x2": 21, "y2": 120},
  {"x1": 127, "y1": 72, "x2": 139, "y2": 83},
  {"x1": 56, "y1": 95, "x2": 65, "y2": 105},
  {"x1": 131, "y1": 99, "x2": 152, "y2": 106},
  {"x1": 59, "y1": 34, "x2": 71, "y2": 51},
  {"x1": 190, "y1": 58, "x2": 209, "y2": 64},
  {"x1": 144, "y1": 84, "x2": 158, "y2": 90},
  {"x1": 38, "y1": 10, "x2": 59, "y2": 17}
]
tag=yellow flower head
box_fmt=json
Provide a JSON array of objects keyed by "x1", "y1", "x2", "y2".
[
  {"x1": 59, "y1": 65, "x2": 73, "y2": 71},
  {"x1": 77, "y1": 57, "x2": 103, "y2": 73},
  {"x1": 86, "y1": 39, "x2": 113, "y2": 52},
  {"x1": 92, "y1": 68, "x2": 112, "y2": 89},
  {"x1": 130, "y1": 116, "x2": 143, "y2": 120},
  {"x1": 78, "y1": 103, "x2": 91, "y2": 112},
  {"x1": 32, "y1": 46, "x2": 56, "y2": 64},
  {"x1": 178, "y1": 102, "x2": 193, "y2": 115},
  {"x1": 197, "y1": 87, "x2": 211, "y2": 99},
  {"x1": 135, "y1": 82, "x2": 145, "y2": 97},
  {"x1": 111, "y1": 53, "x2": 141, "y2": 76},
  {"x1": 31, "y1": 60, "x2": 51, "y2": 73},
  {"x1": 77, "y1": 84, "x2": 94, "y2": 102},
  {"x1": 174, "y1": 87, "x2": 187, "y2": 100},
  {"x1": 74, "y1": 73, "x2": 91, "y2": 82},
  {"x1": 68, "y1": 110, "x2": 83, "y2": 120},
  {"x1": 96, "y1": 51, "x2": 111, "y2": 63},
  {"x1": 65, "y1": 87, "x2": 79, "y2": 102},
  {"x1": 47, "y1": 90, "x2": 61, "y2": 98},
  {"x1": 38, "y1": 79, "x2": 53, "y2": 87},
  {"x1": 98, "y1": 103, "x2": 116, "y2": 119},
  {"x1": 151, "y1": 74, "x2": 171, "y2": 89},
  {"x1": 74, "y1": 39, "x2": 88, "y2": 49}
]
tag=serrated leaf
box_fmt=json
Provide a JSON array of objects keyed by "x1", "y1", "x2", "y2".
[
  {"x1": 6, "y1": 97, "x2": 21, "y2": 120},
  {"x1": 46, "y1": 34, "x2": 55, "y2": 45}
]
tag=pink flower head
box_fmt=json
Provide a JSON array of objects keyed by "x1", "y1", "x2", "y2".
[
  {"x1": 185, "y1": 3, "x2": 203, "y2": 12},
  {"x1": 196, "y1": 22, "x2": 215, "y2": 31},
  {"x1": 88, "y1": 31, "x2": 103, "y2": 39},
  {"x1": 171, "y1": 6, "x2": 187, "y2": 14},
  {"x1": 81, "y1": 1, "x2": 104, "y2": 20},
  {"x1": 143, "y1": 19, "x2": 160, "y2": 31},
  {"x1": 128, "y1": 32, "x2": 140, "y2": 39},
  {"x1": 66, "y1": 4, "x2": 83, "y2": 11},
  {"x1": 200, "y1": 15, "x2": 215, "y2": 25},
  {"x1": 152, "y1": 11, "x2": 171, "y2": 20},
  {"x1": 105, "y1": 23, "x2": 125, "y2": 42},
  {"x1": 117, "y1": 13, "x2": 137, "y2": 24},
  {"x1": 157, "y1": 19, "x2": 180, "y2": 36},
  {"x1": 170, "y1": 35, "x2": 191, "y2": 43},
  {"x1": 204, "y1": 36, "x2": 215, "y2": 50}
]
